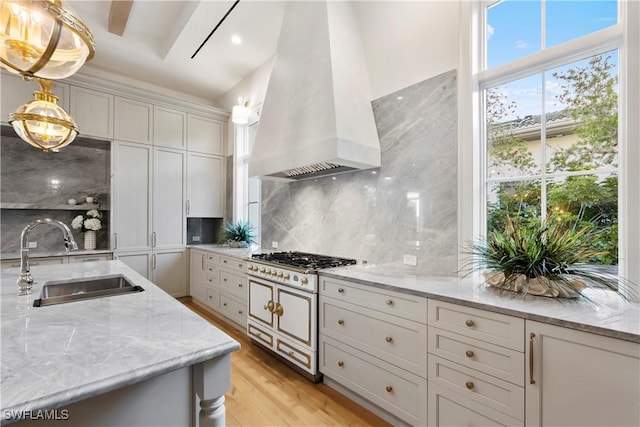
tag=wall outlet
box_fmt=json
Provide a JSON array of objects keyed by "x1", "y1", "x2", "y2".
[
  {"x1": 193, "y1": 235, "x2": 201, "y2": 242},
  {"x1": 271, "y1": 241, "x2": 278, "y2": 249},
  {"x1": 28, "y1": 241, "x2": 37, "y2": 249},
  {"x1": 403, "y1": 254, "x2": 417, "y2": 266}
]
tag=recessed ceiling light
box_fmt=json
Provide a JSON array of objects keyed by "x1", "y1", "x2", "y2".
[{"x1": 231, "y1": 35, "x2": 242, "y2": 45}]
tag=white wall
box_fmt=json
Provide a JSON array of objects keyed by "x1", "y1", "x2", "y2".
[{"x1": 215, "y1": 1, "x2": 461, "y2": 106}]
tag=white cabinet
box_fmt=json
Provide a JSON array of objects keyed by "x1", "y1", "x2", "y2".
[
  {"x1": 152, "y1": 249, "x2": 187, "y2": 297},
  {"x1": 1, "y1": 72, "x2": 69, "y2": 124},
  {"x1": 187, "y1": 153, "x2": 224, "y2": 217},
  {"x1": 69, "y1": 86, "x2": 113, "y2": 140},
  {"x1": 189, "y1": 249, "x2": 209, "y2": 302},
  {"x1": 114, "y1": 97, "x2": 153, "y2": 144},
  {"x1": 115, "y1": 252, "x2": 151, "y2": 279},
  {"x1": 153, "y1": 147, "x2": 185, "y2": 248},
  {"x1": 187, "y1": 114, "x2": 223, "y2": 155},
  {"x1": 112, "y1": 141, "x2": 152, "y2": 252},
  {"x1": 318, "y1": 276, "x2": 428, "y2": 426},
  {"x1": 154, "y1": 106, "x2": 186, "y2": 149},
  {"x1": 526, "y1": 321, "x2": 640, "y2": 427}
]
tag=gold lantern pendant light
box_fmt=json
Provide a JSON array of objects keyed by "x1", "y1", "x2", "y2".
[
  {"x1": 0, "y1": 0, "x2": 95, "y2": 80},
  {"x1": 9, "y1": 78, "x2": 78, "y2": 151}
]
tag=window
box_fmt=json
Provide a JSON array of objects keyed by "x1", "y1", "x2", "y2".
[
  {"x1": 233, "y1": 109, "x2": 261, "y2": 246},
  {"x1": 461, "y1": 0, "x2": 640, "y2": 297}
]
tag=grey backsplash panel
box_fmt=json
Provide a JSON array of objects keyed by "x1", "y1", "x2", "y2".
[
  {"x1": 1, "y1": 128, "x2": 111, "y2": 254},
  {"x1": 261, "y1": 69, "x2": 458, "y2": 274}
]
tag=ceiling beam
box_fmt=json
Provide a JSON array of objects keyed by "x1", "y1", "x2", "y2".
[{"x1": 108, "y1": 0, "x2": 134, "y2": 37}]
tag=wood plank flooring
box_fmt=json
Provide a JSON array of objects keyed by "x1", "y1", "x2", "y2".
[{"x1": 183, "y1": 301, "x2": 392, "y2": 427}]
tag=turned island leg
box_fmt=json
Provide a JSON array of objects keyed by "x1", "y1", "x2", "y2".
[{"x1": 193, "y1": 354, "x2": 231, "y2": 427}]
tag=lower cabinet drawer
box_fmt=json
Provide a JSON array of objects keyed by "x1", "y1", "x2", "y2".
[
  {"x1": 276, "y1": 338, "x2": 315, "y2": 375},
  {"x1": 219, "y1": 293, "x2": 247, "y2": 327},
  {"x1": 220, "y1": 270, "x2": 247, "y2": 301},
  {"x1": 428, "y1": 355, "x2": 524, "y2": 420},
  {"x1": 429, "y1": 327, "x2": 524, "y2": 386},
  {"x1": 248, "y1": 321, "x2": 274, "y2": 348},
  {"x1": 205, "y1": 286, "x2": 218, "y2": 309},
  {"x1": 320, "y1": 335, "x2": 427, "y2": 426},
  {"x1": 428, "y1": 382, "x2": 523, "y2": 427}
]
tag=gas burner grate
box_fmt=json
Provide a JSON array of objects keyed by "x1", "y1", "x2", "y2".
[{"x1": 252, "y1": 251, "x2": 357, "y2": 270}]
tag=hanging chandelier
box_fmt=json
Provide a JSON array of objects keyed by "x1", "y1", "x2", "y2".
[
  {"x1": 9, "y1": 78, "x2": 78, "y2": 151},
  {"x1": 0, "y1": 0, "x2": 95, "y2": 80}
]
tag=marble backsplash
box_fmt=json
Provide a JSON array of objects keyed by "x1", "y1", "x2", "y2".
[
  {"x1": 1, "y1": 128, "x2": 111, "y2": 254},
  {"x1": 261, "y1": 70, "x2": 458, "y2": 275}
]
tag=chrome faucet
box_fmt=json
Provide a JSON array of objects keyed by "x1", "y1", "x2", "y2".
[{"x1": 17, "y1": 218, "x2": 78, "y2": 296}]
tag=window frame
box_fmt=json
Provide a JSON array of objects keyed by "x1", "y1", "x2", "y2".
[{"x1": 458, "y1": 0, "x2": 640, "y2": 299}]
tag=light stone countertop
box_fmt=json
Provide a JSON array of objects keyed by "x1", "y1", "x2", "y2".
[
  {"x1": 320, "y1": 263, "x2": 640, "y2": 343},
  {"x1": 187, "y1": 244, "x2": 260, "y2": 259},
  {"x1": 1, "y1": 249, "x2": 114, "y2": 261},
  {"x1": 1, "y1": 260, "x2": 240, "y2": 414}
]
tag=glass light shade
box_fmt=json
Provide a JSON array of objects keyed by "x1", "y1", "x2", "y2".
[
  {"x1": 9, "y1": 79, "x2": 78, "y2": 151},
  {"x1": 232, "y1": 104, "x2": 250, "y2": 124},
  {"x1": 0, "y1": 0, "x2": 95, "y2": 80}
]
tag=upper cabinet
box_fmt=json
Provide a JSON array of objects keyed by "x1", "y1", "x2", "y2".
[
  {"x1": 154, "y1": 106, "x2": 187, "y2": 150},
  {"x1": 1, "y1": 73, "x2": 69, "y2": 124},
  {"x1": 187, "y1": 113, "x2": 224, "y2": 155},
  {"x1": 114, "y1": 97, "x2": 153, "y2": 144},
  {"x1": 69, "y1": 86, "x2": 113, "y2": 140}
]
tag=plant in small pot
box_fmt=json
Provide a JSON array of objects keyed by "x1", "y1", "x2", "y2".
[
  {"x1": 463, "y1": 214, "x2": 634, "y2": 299},
  {"x1": 219, "y1": 221, "x2": 255, "y2": 248}
]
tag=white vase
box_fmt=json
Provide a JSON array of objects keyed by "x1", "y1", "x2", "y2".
[{"x1": 84, "y1": 230, "x2": 96, "y2": 250}]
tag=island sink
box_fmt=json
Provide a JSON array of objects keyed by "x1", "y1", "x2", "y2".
[{"x1": 33, "y1": 275, "x2": 144, "y2": 307}]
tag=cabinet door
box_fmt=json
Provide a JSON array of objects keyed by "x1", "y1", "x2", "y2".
[
  {"x1": 248, "y1": 277, "x2": 275, "y2": 327},
  {"x1": 187, "y1": 114, "x2": 223, "y2": 155},
  {"x1": 277, "y1": 286, "x2": 316, "y2": 348},
  {"x1": 1, "y1": 73, "x2": 69, "y2": 124},
  {"x1": 70, "y1": 86, "x2": 113, "y2": 139},
  {"x1": 153, "y1": 147, "x2": 185, "y2": 248},
  {"x1": 189, "y1": 249, "x2": 207, "y2": 302},
  {"x1": 113, "y1": 142, "x2": 152, "y2": 251},
  {"x1": 152, "y1": 249, "x2": 187, "y2": 297},
  {"x1": 526, "y1": 321, "x2": 640, "y2": 427},
  {"x1": 154, "y1": 106, "x2": 186, "y2": 149},
  {"x1": 114, "y1": 97, "x2": 153, "y2": 144},
  {"x1": 115, "y1": 252, "x2": 151, "y2": 279},
  {"x1": 186, "y1": 153, "x2": 223, "y2": 217}
]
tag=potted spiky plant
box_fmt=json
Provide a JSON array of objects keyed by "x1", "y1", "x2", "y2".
[
  {"x1": 219, "y1": 221, "x2": 255, "y2": 248},
  {"x1": 464, "y1": 215, "x2": 633, "y2": 299}
]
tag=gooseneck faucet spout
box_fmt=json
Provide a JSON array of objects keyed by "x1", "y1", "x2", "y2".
[{"x1": 17, "y1": 218, "x2": 79, "y2": 296}]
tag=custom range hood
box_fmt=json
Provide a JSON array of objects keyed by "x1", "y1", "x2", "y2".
[{"x1": 249, "y1": 1, "x2": 381, "y2": 181}]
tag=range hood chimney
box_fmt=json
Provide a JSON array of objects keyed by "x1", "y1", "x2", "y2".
[{"x1": 249, "y1": 1, "x2": 381, "y2": 181}]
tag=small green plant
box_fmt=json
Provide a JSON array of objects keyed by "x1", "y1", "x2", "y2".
[
  {"x1": 463, "y1": 214, "x2": 634, "y2": 299},
  {"x1": 219, "y1": 221, "x2": 255, "y2": 247}
]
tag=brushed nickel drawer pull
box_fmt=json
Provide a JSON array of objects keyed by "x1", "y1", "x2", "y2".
[
  {"x1": 386, "y1": 299, "x2": 393, "y2": 305},
  {"x1": 465, "y1": 319, "x2": 475, "y2": 327},
  {"x1": 338, "y1": 288, "x2": 345, "y2": 294},
  {"x1": 385, "y1": 386, "x2": 393, "y2": 393},
  {"x1": 238, "y1": 283, "x2": 243, "y2": 288},
  {"x1": 465, "y1": 381, "x2": 474, "y2": 390},
  {"x1": 337, "y1": 361, "x2": 344, "y2": 367},
  {"x1": 223, "y1": 278, "x2": 227, "y2": 282},
  {"x1": 530, "y1": 332, "x2": 536, "y2": 384},
  {"x1": 238, "y1": 310, "x2": 243, "y2": 315},
  {"x1": 385, "y1": 336, "x2": 393, "y2": 343},
  {"x1": 338, "y1": 319, "x2": 344, "y2": 325},
  {"x1": 223, "y1": 303, "x2": 227, "y2": 307},
  {"x1": 465, "y1": 350, "x2": 474, "y2": 358}
]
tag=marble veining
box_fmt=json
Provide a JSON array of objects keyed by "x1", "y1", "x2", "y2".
[
  {"x1": 320, "y1": 264, "x2": 640, "y2": 343},
  {"x1": 260, "y1": 70, "x2": 458, "y2": 274},
  {"x1": 1, "y1": 261, "x2": 239, "y2": 414}
]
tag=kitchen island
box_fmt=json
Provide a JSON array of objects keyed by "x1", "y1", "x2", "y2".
[{"x1": 1, "y1": 260, "x2": 240, "y2": 426}]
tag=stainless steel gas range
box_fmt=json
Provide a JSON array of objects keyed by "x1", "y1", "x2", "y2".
[{"x1": 246, "y1": 252, "x2": 356, "y2": 381}]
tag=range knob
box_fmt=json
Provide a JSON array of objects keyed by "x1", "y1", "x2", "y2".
[
  {"x1": 301, "y1": 277, "x2": 309, "y2": 285},
  {"x1": 248, "y1": 265, "x2": 255, "y2": 271},
  {"x1": 277, "y1": 272, "x2": 283, "y2": 279},
  {"x1": 266, "y1": 268, "x2": 272, "y2": 275},
  {"x1": 283, "y1": 273, "x2": 290, "y2": 280},
  {"x1": 259, "y1": 267, "x2": 265, "y2": 273},
  {"x1": 271, "y1": 270, "x2": 278, "y2": 277}
]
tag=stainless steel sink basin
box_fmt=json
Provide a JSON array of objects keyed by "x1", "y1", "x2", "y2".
[{"x1": 33, "y1": 275, "x2": 144, "y2": 307}]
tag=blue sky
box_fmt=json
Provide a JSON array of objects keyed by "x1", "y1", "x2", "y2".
[{"x1": 487, "y1": 0, "x2": 618, "y2": 119}]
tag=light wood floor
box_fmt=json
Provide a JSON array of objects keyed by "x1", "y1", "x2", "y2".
[{"x1": 183, "y1": 301, "x2": 392, "y2": 427}]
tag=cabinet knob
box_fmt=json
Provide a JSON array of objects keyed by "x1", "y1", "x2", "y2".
[
  {"x1": 238, "y1": 283, "x2": 243, "y2": 288},
  {"x1": 386, "y1": 299, "x2": 393, "y2": 306},
  {"x1": 385, "y1": 336, "x2": 393, "y2": 343},
  {"x1": 288, "y1": 351, "x2": 294, "y2": 357},
  {"x1": 238, "y1": 263, "x2": 243, "y2": 268},
  {"x1": 338, "y1": 288, "x2": 345, "y2": 294},
  {"x1": 223, "y1": 278, "x2": 227, "y2": 282},
  {"x1": 238, "y1": 310, "x2": 243, "y2": 315},
  {"x1": 337, "y1": 361, "x2": 344, "y2": 367},
  {"x1": 385, "y1": 386, "x2": 393, "y2": 393},
  {"x1": 465, "y1": 319, "x2": 475, "y2": 327},
  {"x1": 465, "y1": 381, "x2": 474, "y2": 390},
  {"x1": 223, "y1": 303, "x2": 227, "y2": 307},
  {"x1": 223, "y1": 260, "x2": 228, "y2": 264},
  {"x1": 465, "y1": 350, "x2": 474, "y2": 358},
  {"x1": 338, "y1": 319, "x2": 344, "y2": 326}
]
